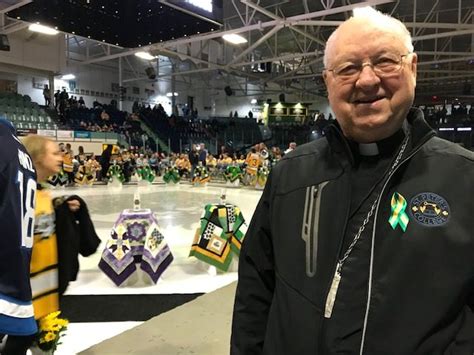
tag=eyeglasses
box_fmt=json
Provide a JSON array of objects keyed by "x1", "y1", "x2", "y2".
[{"x1": 326, "y1": 53, "x2": 411, "y2": 83}]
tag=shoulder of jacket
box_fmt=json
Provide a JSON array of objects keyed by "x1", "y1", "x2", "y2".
[
  {"x1": 0, "y1": 130, "x2": 19, "y2": 169},
  {"x1": 279, "y1": 139, "x2": 328, "y2": 163},
  {"x1": 423, "y1": 137, "x2": 474, "y2": 163},
  {"x1": 269, "y1": 139, "x2": 336, "y2": 195}
]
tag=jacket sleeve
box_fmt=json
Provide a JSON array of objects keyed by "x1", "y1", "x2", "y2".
[
  {"x1": 231, "y1": 172, "x2": 276, "y2": 355},
  {"x1": 71, "y1": 196, "x2": 101, "y2": 257}
]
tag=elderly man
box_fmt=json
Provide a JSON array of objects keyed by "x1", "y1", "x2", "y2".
[{"x1": 231, "y1": 8, "x2": 474, "y2": 355}]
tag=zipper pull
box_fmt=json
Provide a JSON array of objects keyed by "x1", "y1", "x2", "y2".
[
  {"x1": 313, "y1": 187, "x2": 319, "y2": 198},
  {"x1": 324, "y1": 263, "x2": 342, "y2": 318}
]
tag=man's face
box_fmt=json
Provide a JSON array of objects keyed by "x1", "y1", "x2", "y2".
[{"x1": 323, "y1": 21, "x2": 417, "y2": 143}]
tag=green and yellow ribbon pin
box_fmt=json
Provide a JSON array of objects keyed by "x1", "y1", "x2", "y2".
[{"x1": 389, "y1": 192, "x2": 409, "y2": 232}]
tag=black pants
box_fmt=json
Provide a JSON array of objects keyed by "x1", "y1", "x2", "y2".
[
  {"x1": 66, "y1": 171, "x2": 74, "y2": 185},
  {"x1": 0, "y1": 334, "x2": 35, "y2": 355}
]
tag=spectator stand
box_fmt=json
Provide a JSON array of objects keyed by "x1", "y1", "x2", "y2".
[{"x1": 0, "y1": 92, "x2": 56, "y2": 130}]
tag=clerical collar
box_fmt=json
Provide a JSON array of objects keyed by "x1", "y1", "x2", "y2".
[
  {"x1": 359, "y1": 143, "x2": 379, "y2": 156},
  {"x1": 355, "y1": 128, "x2": 406, "y2": 157}
]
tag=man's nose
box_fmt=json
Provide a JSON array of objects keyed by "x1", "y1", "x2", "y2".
[{"x1": 356, "y1": 64, "x2": 381, "y2": 88}]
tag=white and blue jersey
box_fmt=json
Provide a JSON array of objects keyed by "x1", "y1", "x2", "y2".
[{"x1": 0, "y1": 118, "x2": 37, "y2": 335}]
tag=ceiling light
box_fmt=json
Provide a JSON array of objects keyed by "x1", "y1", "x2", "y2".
[
  {"x1": 135, "y1": 51, "x2": 155, "y2": 60},
  {"x1": 251, "y1": 99, "x2": 257, "y2": 104},
  {"x1": 28, "y1": 24, "x2": 58, "y2": 35},
  {"x1": 61, "y1": 74, "x2": 75, "y2": 80},
  {"x1": 222, "y1": 33, "x2": 247, "y2": 45}
]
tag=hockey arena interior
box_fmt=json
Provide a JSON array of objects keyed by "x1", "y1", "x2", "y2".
[{"x1": 0, "y1": 0, "x2": 473, "y2": 354}]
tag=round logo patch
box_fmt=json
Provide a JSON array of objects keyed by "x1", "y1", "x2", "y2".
[{"x1": 409, "y1": 192, "x2": 450, "y2": 227}]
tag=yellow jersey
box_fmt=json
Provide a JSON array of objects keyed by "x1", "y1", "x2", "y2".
[
  {"x1": 62, "y1": 152, "x2": 74, "y2": 173},
  {"x1": 30, "y1": 188, "x2": 59, "y2": 320}
]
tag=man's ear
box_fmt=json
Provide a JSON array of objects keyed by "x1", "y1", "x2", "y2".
[
  {"x1": 410, "y1": 52, "x2": 418, "y2": 83},
  {"x1": 322, "y1": 70, "x2": 329, "y2": 87}
]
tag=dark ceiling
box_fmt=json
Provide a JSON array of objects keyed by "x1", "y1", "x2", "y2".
[{"x1": 7, "y1": 0, "x2": 223, "y2": 48}]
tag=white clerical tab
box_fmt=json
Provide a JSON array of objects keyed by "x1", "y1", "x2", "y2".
[{"x1": 359, "y1": 143, "x2": 379, "y2": 156}]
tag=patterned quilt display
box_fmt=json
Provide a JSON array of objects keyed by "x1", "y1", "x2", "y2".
[
  {"x1": 163, "y1": 167, "x2": 180, "y2": 184},
  {"x1": 107, "y1": 164, "x2": 125, "y2": 184},
  {"x1": 47, "y1": 169, "x2": 68, "y2": 187},
  {"x1": 224, "y1": 165, "x2": 243, "y2": 183},
  {"x1": 189, "y1": 204, "x2": 247, "y2": 272},
  {"x1": 192, "y1": 165, "x2": 210, "y2": 185},
  {"x1": 74, "y1": 165, "x2": 95, "y2": 186},
  {"x1": 256, "y1": 165, "x2": 270, "y2": 188},
  {"x1": 136, "y1": 166, "x2": 155, "y2": 183},
  {"x1": 99, "y1": 209, "x2": 173, "y2": 286}
]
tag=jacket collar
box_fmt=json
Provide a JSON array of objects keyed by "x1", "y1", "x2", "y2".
[{"x1": 324, "y1": 107, "x2": 436, "y2": 168}]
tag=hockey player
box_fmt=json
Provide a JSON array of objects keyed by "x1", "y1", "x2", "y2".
[{"x1": 0, "y1": 118, "x2": 37, "y2": 353}]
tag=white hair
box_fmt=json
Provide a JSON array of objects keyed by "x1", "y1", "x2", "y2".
[{"x1": 323, "y1": 7, "x2": 414, "y2": 68}]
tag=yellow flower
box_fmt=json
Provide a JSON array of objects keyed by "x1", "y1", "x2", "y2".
[
  {"x1": 44, "y1": 332, "x2": 56, "y2": 342},
  {"x1": 44, "y1": 311, "x2": 61, "y2": 321},
  {"x1": 57, "y1": 319, "x2": 69, "y2": 327}
]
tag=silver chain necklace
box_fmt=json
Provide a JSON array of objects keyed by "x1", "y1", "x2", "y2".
[{"x1": 324, "y1": 131, "x2": 410, "y2": 318}]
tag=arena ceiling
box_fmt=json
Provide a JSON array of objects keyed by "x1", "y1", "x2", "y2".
[{"x1": 0, "y1": 0, "x2": 473, "y2": 102}]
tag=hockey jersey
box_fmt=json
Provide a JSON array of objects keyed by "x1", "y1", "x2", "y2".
[
  {"x1": 0, "y1": 118, "x2": 37, "y2": 335},
  {"x1": 30, "y1": 187, "x2": 59, "y2": 320}
]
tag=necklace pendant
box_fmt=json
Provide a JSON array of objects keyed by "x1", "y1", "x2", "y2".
[{"x1": 324, "y1": 264, "x2": 341, "y2": 318}]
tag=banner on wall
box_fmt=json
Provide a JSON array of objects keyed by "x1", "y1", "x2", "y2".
[
  {"x1": 37, "y1": 129, "x2": 56, "y2": 137},
  {"x1": 263, "y1": 102, "x2": 312, "y2": 125},
  {"x1": 74, "y1": 131, "x2": 91, "y2": 139},
  {"x1": 56, "y1": 130, "x2": 74, "y2": 139},
  {"x1": 16, "y1": 128, "x2": 37, "y2": 136}
]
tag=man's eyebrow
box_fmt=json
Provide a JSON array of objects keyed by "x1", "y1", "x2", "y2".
[{"x1": 332, "y1": 48, "x2": 403, "y2": 63}]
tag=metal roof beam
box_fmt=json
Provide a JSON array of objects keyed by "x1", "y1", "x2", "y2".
[
  {"x1": 413, "y1": 29, "x2": 474, "y2": 41},
  {"x1": 0, "y1": 20, "x2": 28, "y2": 34},
  {"x1": 417, "y1": 56, "x2": 474, "y2": 66},
  {"x1": 270, "y1": 56, "x2": 323, "y2": 82},
  {"x1": 417, "y1": 51, "x2": 474, "y2": 56},
  {"x1": 241, "y1": 0, "x2": 326, "y2": 46},
  {"x1": 79, "y1": 0, "x2": 394, "y2": 65},
  {"x1": 296, "y1": 21, "x2": 474, "y2": 30},
  {"x1": 227, "y1": 25, "x2": 283, "y2": 66},
  {"x1": 0, "y1": 0, "x2": 32, "y2": 14},
  {"x1": 417, "y1": 73, "x2": 474, "y2": 82},
  {"x1": 233, "y1": 51, "x2": 320, "y2": 67},
  {"x1": 419, "y1": 69, "x2": 474, "y2": 74}
]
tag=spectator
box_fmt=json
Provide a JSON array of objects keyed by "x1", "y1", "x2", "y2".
[
  {"x1": 62, "y1": 143, "x2": 74, "y2": 186},
  {"x1": 54, "y1": 90, "x2": 60, "y2": 110},
  {"x1": 188, "y1": 145, "x2": 199, "y2": 178},
  {"x1": 43, "y1": 84, "x2": 51, "y2": 107},
  {"x1": 99, "y1": 145, "x2": 113, "y2": 181},
  {"x1": 198, "y1": 143, "x2": 207, "y2": 167},
  {"x1": 284, "y1": 142, "x2": 297, "y2": 155}
]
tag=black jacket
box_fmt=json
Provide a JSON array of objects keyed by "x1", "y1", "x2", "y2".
[
  {"x1": 231, "y1": 109, "x2": 474, "y2": 354},
  {"x1": 54, "y1": 195, "x2": 101, "y2": 295}
]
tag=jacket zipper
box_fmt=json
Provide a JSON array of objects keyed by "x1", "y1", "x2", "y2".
[
  {"x1": 318, "y1": 176, "x2": 351, "y2": 353},
  {"x1": 359, "y1": 140, "x2": 430, "y2": 355},
  {"x1": 301, "y1": 181, "x2": 329, "y2": 277}
]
